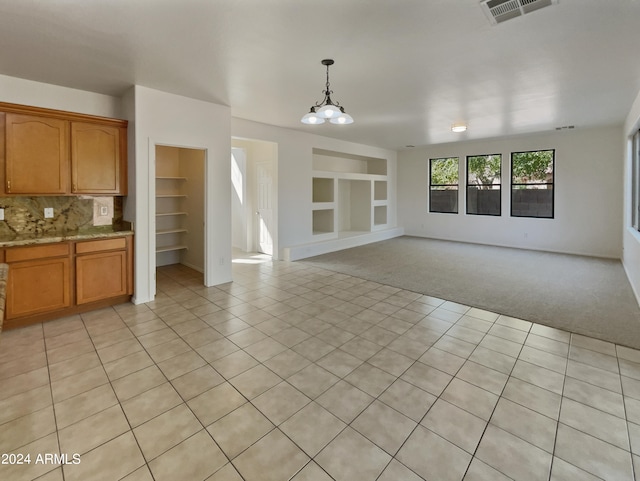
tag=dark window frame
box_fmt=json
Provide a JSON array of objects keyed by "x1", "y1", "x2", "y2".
[
  {"x1": 466, "y1": 154, "x2": 502, "y2": 216},
  {"x1": 510, "y1": 149, "x2": 555, "y2": 219},
  {"x1": 429, "y1": 157, "x2": 459, "y2": 214},
  {"x1": 633, "y1": 131, "x2": 640, "y2": 231}
]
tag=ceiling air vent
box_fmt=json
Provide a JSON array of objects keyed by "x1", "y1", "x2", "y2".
[{"x1": 480, "y1": 0, "x2": 558, "y2": 25}]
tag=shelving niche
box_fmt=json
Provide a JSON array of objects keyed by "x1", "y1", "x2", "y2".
[
  {"x1": 155, "y1": 146, "x2": 205, "y2": 270},
  {"x1": 312, "y1": 148, "x2": 389, "y2": 239}
]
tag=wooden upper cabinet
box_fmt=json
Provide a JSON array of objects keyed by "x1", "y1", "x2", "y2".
[
  {"x1": 0, "y1": 102, "x2": 128, "y2": 196},
  {"x1": 71, "y1": 122, "x2": 125, "y2": 194},
  {"x1": 5, "y1": 113, "x2": 69, "y2": 194}
]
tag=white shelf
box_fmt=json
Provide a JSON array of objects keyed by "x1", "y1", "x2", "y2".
[
  {"x1": 312, "y1": 170, "x2": 386, "y2": 181},
  {"x1": 312, "y1": 202, "x2": 335, "y2": 210},
  {"x1": 156, "y1": 245, "x2": 188, "y2": 253},
  {"x1": 156, "y1": 212, "x2": 188, "y2": 217},
  {"x1": 156, "y1": 228, "x2": 188, "y2": 235}
]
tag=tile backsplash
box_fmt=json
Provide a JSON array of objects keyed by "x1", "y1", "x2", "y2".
[{"x1": 0, "y1": 196, "x2": 124, "y2": 237}]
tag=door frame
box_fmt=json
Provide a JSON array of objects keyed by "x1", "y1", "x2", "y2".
[
  {"x1": 231, "y1": 138, "x2": 279, "y2": 260},
  {"x1": 149, "y1": 140, "x2": 209, "y2": 297}
]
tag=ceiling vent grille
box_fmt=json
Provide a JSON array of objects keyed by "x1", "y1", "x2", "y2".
[{"x1": 480, "y1": 0, "x2": 558, "y2": 25}]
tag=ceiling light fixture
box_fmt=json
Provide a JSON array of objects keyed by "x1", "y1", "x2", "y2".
[
  {"x1": 451, "y1": 123, "x2": 467, "y2": 133},
  {"x1": 301, "y1": 59, "x2": 354, "y2": 125}
]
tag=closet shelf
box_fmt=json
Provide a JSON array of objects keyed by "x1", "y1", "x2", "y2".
[
  {"x1": 156, "y1": 176, "x2": 187, "y2": 180},
  {"x1": 156, "y1": 212, "x2": 188, "y2": 217},
  {"x1": 156, "y1": 245, "x2": 188, "y2": 253},
  {"x1": 156, "y1": 228, "x2": 188, "y2": 235},
  {"x1": 157, "y1": 194, "x2": 187, "y2": 198}
]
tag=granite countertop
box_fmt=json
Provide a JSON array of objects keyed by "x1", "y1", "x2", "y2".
[{"x1": 0, "y1": 229, "x2": 134, "y2": 248}]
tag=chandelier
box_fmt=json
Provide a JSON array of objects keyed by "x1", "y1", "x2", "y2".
[{"x1": 301, "y1": 59, "x2": 354, "y2": 125}]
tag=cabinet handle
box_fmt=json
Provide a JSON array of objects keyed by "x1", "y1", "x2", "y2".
[
  {"x1": 72, "y1": 183, "x2": 76, "y2": 191},
  {"x1": 6, "y1": 180, "x2": 10, "y2": 192}
]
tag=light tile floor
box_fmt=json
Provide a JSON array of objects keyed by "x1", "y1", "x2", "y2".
[{"x1": 1, "y1": 257, "x2": 640, "y2": 480}]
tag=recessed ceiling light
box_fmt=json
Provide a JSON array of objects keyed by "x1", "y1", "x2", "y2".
[{"x1": 451, "y1": 123, "x2": 467, "y2": 133}]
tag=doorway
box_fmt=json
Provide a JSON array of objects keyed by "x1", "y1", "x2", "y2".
[
  {"x1": 154, "y1": 145, "x2": 206, "y2": 291},
  {"x1": 231, "y1": 139, "x2": 278, "y2": 259}
]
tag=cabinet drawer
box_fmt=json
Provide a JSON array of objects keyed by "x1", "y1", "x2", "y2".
[
  {"x1": 6, "y1": 243, "x2": 70, "y2": 262},
  {"x1": 76, "y1": 237, "x2": 127, "y2": 254}
]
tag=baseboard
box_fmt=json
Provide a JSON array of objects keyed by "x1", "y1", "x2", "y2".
[
  {"x1": 404, "y1": 232, "x2": 622, "y2": 260},
  {"x1": 283, "y1": 227, "x2": 404, "y2": 261},
  {"x1": 623, "y1": 260, "x2": 640, "y2": 308}
]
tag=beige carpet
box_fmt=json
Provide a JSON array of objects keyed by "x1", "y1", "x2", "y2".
[{"x1": 300, "y1": 236, "x2": 640, "y2": 349}]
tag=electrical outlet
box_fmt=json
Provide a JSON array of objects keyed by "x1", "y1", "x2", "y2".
[
  {"x1": 100, "y1": 206, "x2": 108, "y2": 216},
  {"x1": 44, "y1": 207, "x2": 54, "y2": 218},
  {"x1": 0, "y1": 208, "x2": 4, "y2": 221}
]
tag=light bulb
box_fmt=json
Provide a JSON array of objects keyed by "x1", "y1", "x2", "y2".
[
  {"x1": 301, "y1": 111, "x2": 325, "y2": 125},
  {"x1": 330, "y1": 112, "x2": 354, "y2": 125},
  {"x1": 317, "y1": 104, "x2": 341, "y2": 119}
]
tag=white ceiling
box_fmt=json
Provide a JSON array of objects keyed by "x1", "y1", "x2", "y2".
[{"x1": 1, "y1": 0, "x2": 639, "y2": 150}]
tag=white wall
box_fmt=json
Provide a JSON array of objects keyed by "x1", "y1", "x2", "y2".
[
  {"x1": 623, "y1": 90, "x2": 640, "y2": 303},
  {"x1": 126, "y1": 85, "x2": 231, "y2": 304},
  {"x1": 231, "y1": 118, "x2": 399, "y2": 259},
  {"x1": 231, "y1": 146, "x2": 248, "y2": 251},
  {"x1": 398, "y1": 126, "x2": 623, "y2": 258},
  {"x1": 0, "y1": 74, "x2": 120, "y2": 118},
  {"x1": 181, "y1": 148, "x2": 206, "y2": 271},
  {"x1": 231, "y1": 138, "x2": 278, "y2": 255}
]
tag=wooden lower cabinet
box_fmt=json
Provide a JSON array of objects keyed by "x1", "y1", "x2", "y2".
[
  {"x1": 6, "y1": 257, "x2": 71, "y2": 319},
  {"x1": 76, "y1": 238, "x2": 128, "y2": 304},
  {"x1": 3, "y1": 235, "x2": 133, "y2": 328}
]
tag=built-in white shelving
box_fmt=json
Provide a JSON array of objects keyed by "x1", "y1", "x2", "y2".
[
  {"x1": 311, "y1": 148, "x2": 389, "y2": 238},
  {"x1": 155, "y1": 152, "x2": 189, "y2": 260}
]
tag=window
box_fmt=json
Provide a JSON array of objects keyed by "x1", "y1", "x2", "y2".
[
  {"x1": 633, "y1": 131, "x2": 640, "y2": 231},
  {"x1": 467, "y1": 154, "x2": 501, "y2": 216},
  {"x1": 511, "y1": 150, "x2": 554, "y2": 219},
  {"x1": 429, "y1": 157, "x2": 459, "y2": 213}
]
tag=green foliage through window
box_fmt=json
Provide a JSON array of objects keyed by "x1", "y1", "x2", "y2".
[
  {"x1": 512, "y1": 150, "x2": 554, "y2": 184},
  {"x1": 430, "y1": 157, "x2": 459, "y2": 186},
  {"x1": 467, "y1": 155, "x2": 501, "y2": 187}
]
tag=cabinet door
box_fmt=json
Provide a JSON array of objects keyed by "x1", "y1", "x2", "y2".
[
  {"x1": 71, "y1": 122, "x2": 122, "y2": 194},
  {"x1": 6, "y1": 257, "x2": 71, "y2": 319},
  {"x1": 76, "y1": 250, "x2": 127, "y2": 304},
  {"x1": 6, "y1": 114, "x2": 69, "y2": 194}
]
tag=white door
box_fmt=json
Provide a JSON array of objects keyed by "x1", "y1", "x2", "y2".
[{"x1": 256, "y1": 160, "x2": 274, "y2": 256}]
